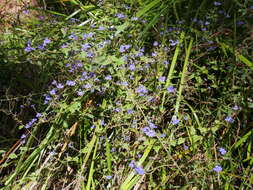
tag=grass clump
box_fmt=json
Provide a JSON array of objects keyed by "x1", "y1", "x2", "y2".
[{"x1": 0, "y1": 0, "x2": 253, "y2": 189}]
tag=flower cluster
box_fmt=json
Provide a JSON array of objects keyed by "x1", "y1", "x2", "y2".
[{"x1": 129, "y1": 160, "x2": 145, "y2": 175}]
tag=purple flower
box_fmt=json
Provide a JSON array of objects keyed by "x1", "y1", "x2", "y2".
[
  {"x1": 25, "y1": 43, "x2": 35, "y2": 52},
  {"x1": 184, "y1": 145, "x2": 189, "y2": 150},
  {"x1": 121, "y1": 81, "x2": 128, "y2": 87},
  {"x1": 61, "y1": 43, "x2": 68, "y2": 48},
  {"x1": 105, "y1": 175, "x2": 112, "y2": 180},
  {"x1": 77, "y1": 90, "x2": 84, "y2": 96},
  {"x1": 21, "y1": 134, "x2": 26, "y2": 139},
  {"x1": 232, "y1": 105, "x2": 240, "y2": 111},
  {"x1": 86, "y1": 52, "x2": 94, "y2": 58},
  {"x1": 105, "y1": 75, "x2": 112, "y2": 81},
  {"x1": 213, "y1": 165, "x2": 222, "y2": 173},
  {"x1": 127, "y1": 109, "x2": 134, "y2": 114},
  {"x1": 151, "y1": 52, "x2": 157, "y2": 57},
  {"x1": 23, "y1": 10, "x2": 29, "y2": 14},
  {"x1": 81, "y1": 43, "x2": 91, "y2": 51},
  {"x1": 136, "y1": 51, "x2": 144, "y2": 57},
  {"x1": 171, "y1": 116, "x2": 180, "y2": 125},
  {"x1": 129, "y1": 160, "x2": 135, "y2": 168},
  {"x1": 116, "y1": 13, "x2": 126, "y2": 19},
  {"x1": 36, "y1": 113, "x2": 43, "y2": 118},
  {"x1": 98, "y1": 26, "x2": 105, "y2": 31},
  {"x1": 214, "y1": 1, "x2": 221, "y2": 6},
  {"x1": 160, "y1": 133, "x2": 166, "y2": 138},
  {"x1": 68, "y1": 33, "x2": 78, "y2": 40},
  {"x1": 115, "y1": 108, "x2": 121, "y2": 112},
  {"x1": 237, "y1": 21, "x2": 245, "y2": 26},
  {"x1": 167, "y1": 86, "x2": 175, "y2": 93},
  {"x1": 225, "y1": 116, "x2": 234, "y2": 123},
  {"x1": 148, "y1": 121, "x2": 157, "y2": 129},
  {"x1": 153, "y1": 41, "x2": 159, "y2": 47},
  {"x1": 83, "y1": 83, "x2": 92, "y2": 89},
  {"x1": 204, "y1": 21, "x2": 210, "y2": 26},
  {"x1": 66, "y1": 80, "x2": 76, "y2": 86},
  {"x1": 142, "y1": 127, "x2": 156, "y2": 137},
  {"x1": 136, "y1": 85, "x2": 148, "y2": 96},
  {"x1": 158, "y1": 76, "x2": 166, "y2": 83},
  {"x1": 218, "y1": 147, "x2": 227, "y2": 155},
  {"x1": 56, "y1": 83, "x2": 64, "y2": 89},
  {"x1": 38, "y1": 45, "x2": 45, "y2": 50},
  {"x1": 43, "y1": 38, "x2": 51, "y2": 46},
  {"x1": 49, "y1": 89, "x2": 56, "y2": 95},
  {"x1": 163, "y1": 60, "x2": 169, "y2": 65},
  {"x1": 129, "y1": 64, "x2": 135, "y2": 71},
  {"x1": 131, "y1": 17, "x2": 138, "y2": 21},
  {"x1": 119, "y1": 44, "x2": 131, "y2": 53},
  {"x1": 134, "y1": 166, "x2": 145, "y2": 175},
  {"x1": 169, "y1": 39, "x2": 179, "y2": 46}
]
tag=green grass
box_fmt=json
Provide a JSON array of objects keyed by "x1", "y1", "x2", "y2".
[{"x1": 0, "y1": 0, "x2": 253, "y2": 189}]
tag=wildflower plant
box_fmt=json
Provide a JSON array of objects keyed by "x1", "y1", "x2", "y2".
[{"x1": 0, "y1": 0, "x2": 252, "y2": 189}]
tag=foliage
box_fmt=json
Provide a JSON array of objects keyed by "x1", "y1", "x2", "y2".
[{"x1": 0, "y1": 0, "x2": 253, "y2": 189}]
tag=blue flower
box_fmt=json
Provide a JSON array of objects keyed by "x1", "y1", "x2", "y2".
[
  {"x1": 105, "y1": 75, "x2": 112, "y2": 81},
  {"x1": 129, "y1": 64, "x2": 135, "y2": 71},
  {"x1": 148, "y1": 121, "x2": 157, "y2": 129},
  {"x1": 142, "y1": 127, "x2": 156, "y2": 137},
  {"x1": 232, "y1": 105, "x2": 240, "y2": 111},
  {"x1": 214, "y1": 1, "x2": 221, "y2": 6},
  {"x1": 225, "y1": 116, "x2": 234, "y2": 123},
  {"x1": 127, "y1": 109, "x2": 134, "y2": 114},
  {"x1": 120, "y1": 81, "x2": 128, "y2": 87},
  {"x1": 169, "y1": 39, "x2": 179, "y2": 46},
  {"x1": 36, "y1": 113, "x2": 43, "y2": 118},
  {"x1": 131, "y1": 17, "x2": 139, "y2": 21},
  {"x1": 163, "y1": 60, "x2": 169, "y2": 65},
  {"x1": 56, "y1": 83, "x2": 64, "y2": 89},
  {"x1": 68, "y1": 33, "x2": 78, "y2": 40},
  {"x1": 153, "y1": 41, "x2": 159, "y2": 47},
  {"x1": 136, "y1": 85, "x2": 148, "y2": 96},
  {"x1": 81, "y1": 43, "x2": 91, "y2": 51},
  {"x1": 98, "y1": 26, "x2": 105, "y2": 31},
  {"x1": 213, "y1": 165, "x2": 222, "y2": 173},
  {"x1": 167, "y1": 86, "x2": 175, "y2": 93},
  {"x1": 21, "y1": 134, "x2": 26, "y2": 139},
  {"x1": 116, "y1": 13, "x2": 126, "y2": 19},
  {"x1": 129, "y1": 160, "x2": 135, "y2": 168},
  {"x1": 25, "y1": 43, "x2": 35, "y2": 52},
  {"x1": 151, "y1": 52, "x2": 157, "y2": 57},
  {"x1": 218, "y1": 147, "x2": 227, "y2": 155},
  {"x1": 158, "y1": 76, "x2": 166, "y2": 83},
  {"x1": 114, "y1": 108, "x2": 121, "y2": 112},
  {"x1": 77, "y1": 90, "x2": 84, "y2": 96},
  {"x1": 43, "y1": 38, "x2": 51, "y2": 46},
  {"x1": 134, "y1": 166, "x2": 145, "y2": 175},
  {"x1": 119, "y1": 44, "x2": 131, "y2": 53},
  {"x1": 105, "y1": 175, "x2": 112, "y2": 180},
  {"x1": 83, "y1": 83, "x2": 92, "y2": 89},
  {"x1": 86, "y1": 52, "x2": 94, "y2": 58},
  {"x1": 66, "y1": 80, "x2": 76, "y2": 86},
  {"x1": 171, "y1": 116, "x2": 180, "y2": 125},
  {"x1": 49, "y1": 89, "x2": 57, "y2": 95}
]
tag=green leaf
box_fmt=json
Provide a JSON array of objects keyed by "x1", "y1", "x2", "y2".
[{"x1": 9, "y1": 153, "x2": 17, "y2": 159}]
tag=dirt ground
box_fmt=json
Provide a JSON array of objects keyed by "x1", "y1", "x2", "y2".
[{"x1": 0, "y1": 0, "x2": 38, "y2": 31}]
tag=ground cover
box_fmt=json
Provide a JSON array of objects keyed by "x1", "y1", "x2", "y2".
[{"x1": 0, "y1": 0, "x2": 253, "y2": 189}]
